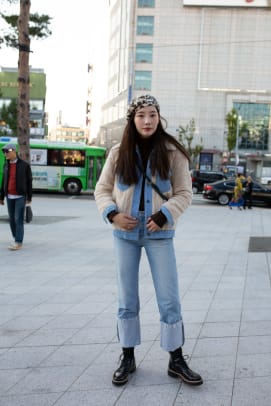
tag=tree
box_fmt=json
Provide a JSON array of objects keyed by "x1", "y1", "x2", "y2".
[
  {"x1": 0, "y1": 98, "x2": 17, "y2": 134},
  {"x1": 225, "y1": 108, "x2": 248, "y2": 156},
  {"x1": 1, "y1": 0, "x2": 51, "y2": 161},
  {"x1": 177, "y1": 118, "x2": 203, "y2": 167},
  {"x1": 225, "y1": 108, "x2": 238, "y2": 154}
]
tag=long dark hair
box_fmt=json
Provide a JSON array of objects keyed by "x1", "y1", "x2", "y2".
[{"x1": 115, "y1": 114, "x2": 190, "y2": 185}]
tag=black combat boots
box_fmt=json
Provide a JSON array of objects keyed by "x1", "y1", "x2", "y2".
[
  {"x1": 112, "y1": 347, "x2": 136, "y2": 386},
  {"x1": 168, "y1": 347, "x2": 203, "y2": 385}
]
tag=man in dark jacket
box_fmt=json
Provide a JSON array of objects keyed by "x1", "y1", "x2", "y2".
[{"x1": 0, "y1": 143, "x2": 32, "y2": 250}]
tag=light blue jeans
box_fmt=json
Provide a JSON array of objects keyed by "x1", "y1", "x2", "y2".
[{"x1": 114, "y1": 215, "x2": 185, "y2": 352}]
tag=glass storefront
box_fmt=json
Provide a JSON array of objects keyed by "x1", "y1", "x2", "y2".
[{"x1": 234, "y1": 102, "x2": 270, "y2": 151}]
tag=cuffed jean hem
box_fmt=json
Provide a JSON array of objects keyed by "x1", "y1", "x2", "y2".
[
  {"x1": 160, "y1": 320, "x2": 185, "y2": 352},
  {"x1": 117, "y1": 316, "x2": 141, "y2": 347}
]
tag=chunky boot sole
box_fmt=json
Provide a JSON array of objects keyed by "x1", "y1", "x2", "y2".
[
  {"x1": 112, "y1": 365, "x2": 136, "y2": 386},
  {"x1": 168, "y1": 368, "x2": 203, "y2": 386}
]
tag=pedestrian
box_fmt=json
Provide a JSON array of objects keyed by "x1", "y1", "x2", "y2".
[
  {"x1": 0, "y1": 143, "x2": 32, "y2": 250},
  {"x1": 243, "y1": 175, "x2": 253, "y2": 209},
  {"x1": 228, "y1": 173, "x2": 244, "y2": 209},
  {"x1": 94, "y1": 95, "x2": 203, "y2": 386}
]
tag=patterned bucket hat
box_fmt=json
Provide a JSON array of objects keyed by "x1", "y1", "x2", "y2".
[{"x1": 126, "y1": 95, "x2": 160, "y2": 120}]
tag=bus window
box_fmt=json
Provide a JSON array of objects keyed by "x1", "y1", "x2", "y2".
[
  {"x1": 61, "y1": 150, "x2": 85, "y2": 167},
  {"x1": 48, "y1": 149, "x2": 60, "y2": 166},
  {"x1": 96, "y1": 157, "x2": 103, "y2": 180},
  {"x1": 88, "y1": 158, "x2": 94, "y2": 189},
  {"x1": 88, "y1": 157, "x2": 104, "y2": 189}
]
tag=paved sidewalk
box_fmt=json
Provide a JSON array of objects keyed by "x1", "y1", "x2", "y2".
[{"x1": 0, "y1": 196, "x2": 271, "y2": 406}]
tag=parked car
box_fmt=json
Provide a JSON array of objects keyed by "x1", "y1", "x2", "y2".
[
  {"x1": 190, "y1": 170, "x2": 228, "y2": 194},
  {"x1": 203, "y1": 179, "x2": 271, "y2": 207}
]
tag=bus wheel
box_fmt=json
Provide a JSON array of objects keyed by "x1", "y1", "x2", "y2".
[{"x1": 64, "y1": 179, "x2": 82, "y2": 195}]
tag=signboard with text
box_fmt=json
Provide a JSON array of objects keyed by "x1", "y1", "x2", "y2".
[{"x1": 183, "y1": 0, "x2": 271, "y2": 7}]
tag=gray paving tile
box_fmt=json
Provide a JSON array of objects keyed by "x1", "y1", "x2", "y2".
[
  {"x1": 240, "y1": 320, "x2": 271, "y2": 336},
  {"x1": 235, "y1": 353, "x2": 271, "y2": 378},
  {"x1": 206, "y1": 309, "x2": 242, "y2": 323},
  {"x1": 53, "y1": 389, "x2": 122, "y2": 406},
  {"x1": 241, "y1": 308, "x2": 271, "y2": 322},
  {"x1": 44, "y1": 314, "x2": 95, "y2": 329},
  {"x1": 0, "y1": 346, "x2": 56, "y2": 369},
  {"x1": 0, "y1": 393, "x2": 60, "y2": 406},
  {"x1": 0, "y1": 329, "x2": 34, "y2": 347},
  {"x1": 40, "y1": 343, "x2": 107, "y2": 367},
  {"x1": 129, "y1": 359, "x2": 176, "y2": 386},
  {"x1": 26, "y1": 303, "x2": 74, "y2": 316},
  {"x1": 232, "y1": 377, "x2": 271, "y2": 406},
  {"x1": 183, "y1": 310, "x2": 208, "y2": 323},
  {"x1": 242, "y1": 297, "x2": 271, "y2": 309},
  {"x1": 209, "y1": 299, "x2": 243, "y2": 310},
  {"x1": 114, "y1": 383, "x2": 179, "y2": 406},
  {"x1": 238, "y1": 335, "x2": 271, "y2": 354},
  {"x1": 6, "y1": 366, "x2": 86, "y2": 395},
  {"x1": 175, "y1": 379, "x2": 233, "y2": 406},
  {"x1": 183, "y1": 322, "x2": 203, "y2": 339},
  {"x1": 0, "y1": 369, "x2": 30, "y2": 395},
  {"x1": 69, "y1": 361, "x2": 122, "y2": 391},
  {"x1": 193, "y1": 337, "x2": 238, "y2": 357},
  {"x1": 1, "y1": 315, "x2": 55, "y2": 330},
  {"x1": 65, "y1": 325, "x2": 116, "y2": 345},
  {"x1": 199, "y1": 322, "x2": 240, "y2": 338},
  {"x1": 182, "y1": 299, "x2": 213, "y2": 310},
  {"x1": 14, "y1": 328, "x2": 79, "y2": 347}
]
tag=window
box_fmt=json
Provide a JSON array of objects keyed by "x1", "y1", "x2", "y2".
[
  {"x1": 234, "y1": 102, "x2": 270, "y2": 151},
  {"x1": 138, "y1": 0, "x2": 155, "y2": 7},
  {"x1": 47, "y1": 149, "x2": 85, "y2": 167},
  {"x1": 136, "y1": 44, "x2": 153, "y2": 63},
  {"x1": 134, "y1": 71, "x2": 152, "y2": 91},
  {"x1": 29, "y1": 100, "x2": 43, "y2": 110},
  {"x1": 137, "y1": 16, "x2": 154, "y2": 36}
]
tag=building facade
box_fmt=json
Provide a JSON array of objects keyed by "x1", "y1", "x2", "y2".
[
  {"x1": 49, "y1": 125, "x2": 86, "y2": 143},
  {"x1": 98, "y1": 0, "x2": 271, "y2": 182},
  {"x1": 0, "y1": 66, "x2": 47, "y2": 138}
]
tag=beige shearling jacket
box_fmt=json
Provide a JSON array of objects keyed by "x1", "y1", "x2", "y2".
[{"x1": 94, "y1": 143, "x2": 192, "y2": 240}]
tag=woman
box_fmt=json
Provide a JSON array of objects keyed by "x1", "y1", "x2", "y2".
[{"x1": 94, "y1": 95, "x2": 203, "y2": 386}]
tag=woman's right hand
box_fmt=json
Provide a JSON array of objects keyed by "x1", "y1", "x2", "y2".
[{"x1": 112, "y1": 213, "x2": 139, "y2": 231}]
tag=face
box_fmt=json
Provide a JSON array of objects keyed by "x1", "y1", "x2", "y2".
[
  {"x1": 134, "y1": 105, "x2": 159, "y2": 138},
  {"x1": 3, "y1": 149, "x2": 16, "y2": 160}
]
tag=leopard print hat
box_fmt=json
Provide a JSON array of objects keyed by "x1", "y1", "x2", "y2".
[{"x1": 126, "y1": 95, "x2": 160, "y2": 120}]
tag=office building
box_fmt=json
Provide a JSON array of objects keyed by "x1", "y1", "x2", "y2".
[
  {"x1": 0, "y1": 66, "x2": 47, "y2": 138},
  {"x1": 98, "y1": 0, "x2": 271, "y2": 181}
]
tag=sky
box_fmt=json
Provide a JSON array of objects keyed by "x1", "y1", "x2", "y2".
[{"x1": 1, "y1": 0, "x2": 109, "y2": 135}]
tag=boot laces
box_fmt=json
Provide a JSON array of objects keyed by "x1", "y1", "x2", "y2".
[{"x1": 174, "y1": 353, "x2": 189, "y2": 367}]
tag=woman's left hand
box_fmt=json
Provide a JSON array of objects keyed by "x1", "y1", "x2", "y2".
[{"x1": 146, "y1": 217, "x2": 160, "y2": 232}]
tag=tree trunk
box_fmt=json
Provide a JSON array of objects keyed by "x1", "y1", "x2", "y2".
[{"x1": 17, "y1": 0, "x2": 31, "y2": 162}]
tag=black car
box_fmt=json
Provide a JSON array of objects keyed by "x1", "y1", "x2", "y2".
[
  {"x1": 191, "y1": 170, "x2": 227, "y2": 194},
  {"x1": 202, "y1": 179, "x2": 271, "y2": 207}
]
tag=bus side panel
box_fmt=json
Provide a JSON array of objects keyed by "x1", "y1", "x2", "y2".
[
  {"x1": 61, "y1": 167, "x2": 87, "y2": 191},
  {"x1": 32, "y1": 165, "x2": 61, "y2": 190}
]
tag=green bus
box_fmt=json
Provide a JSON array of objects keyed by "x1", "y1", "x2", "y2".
[{"x1": 0, "y1": 137, "x2": 106, "y2": 195}]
